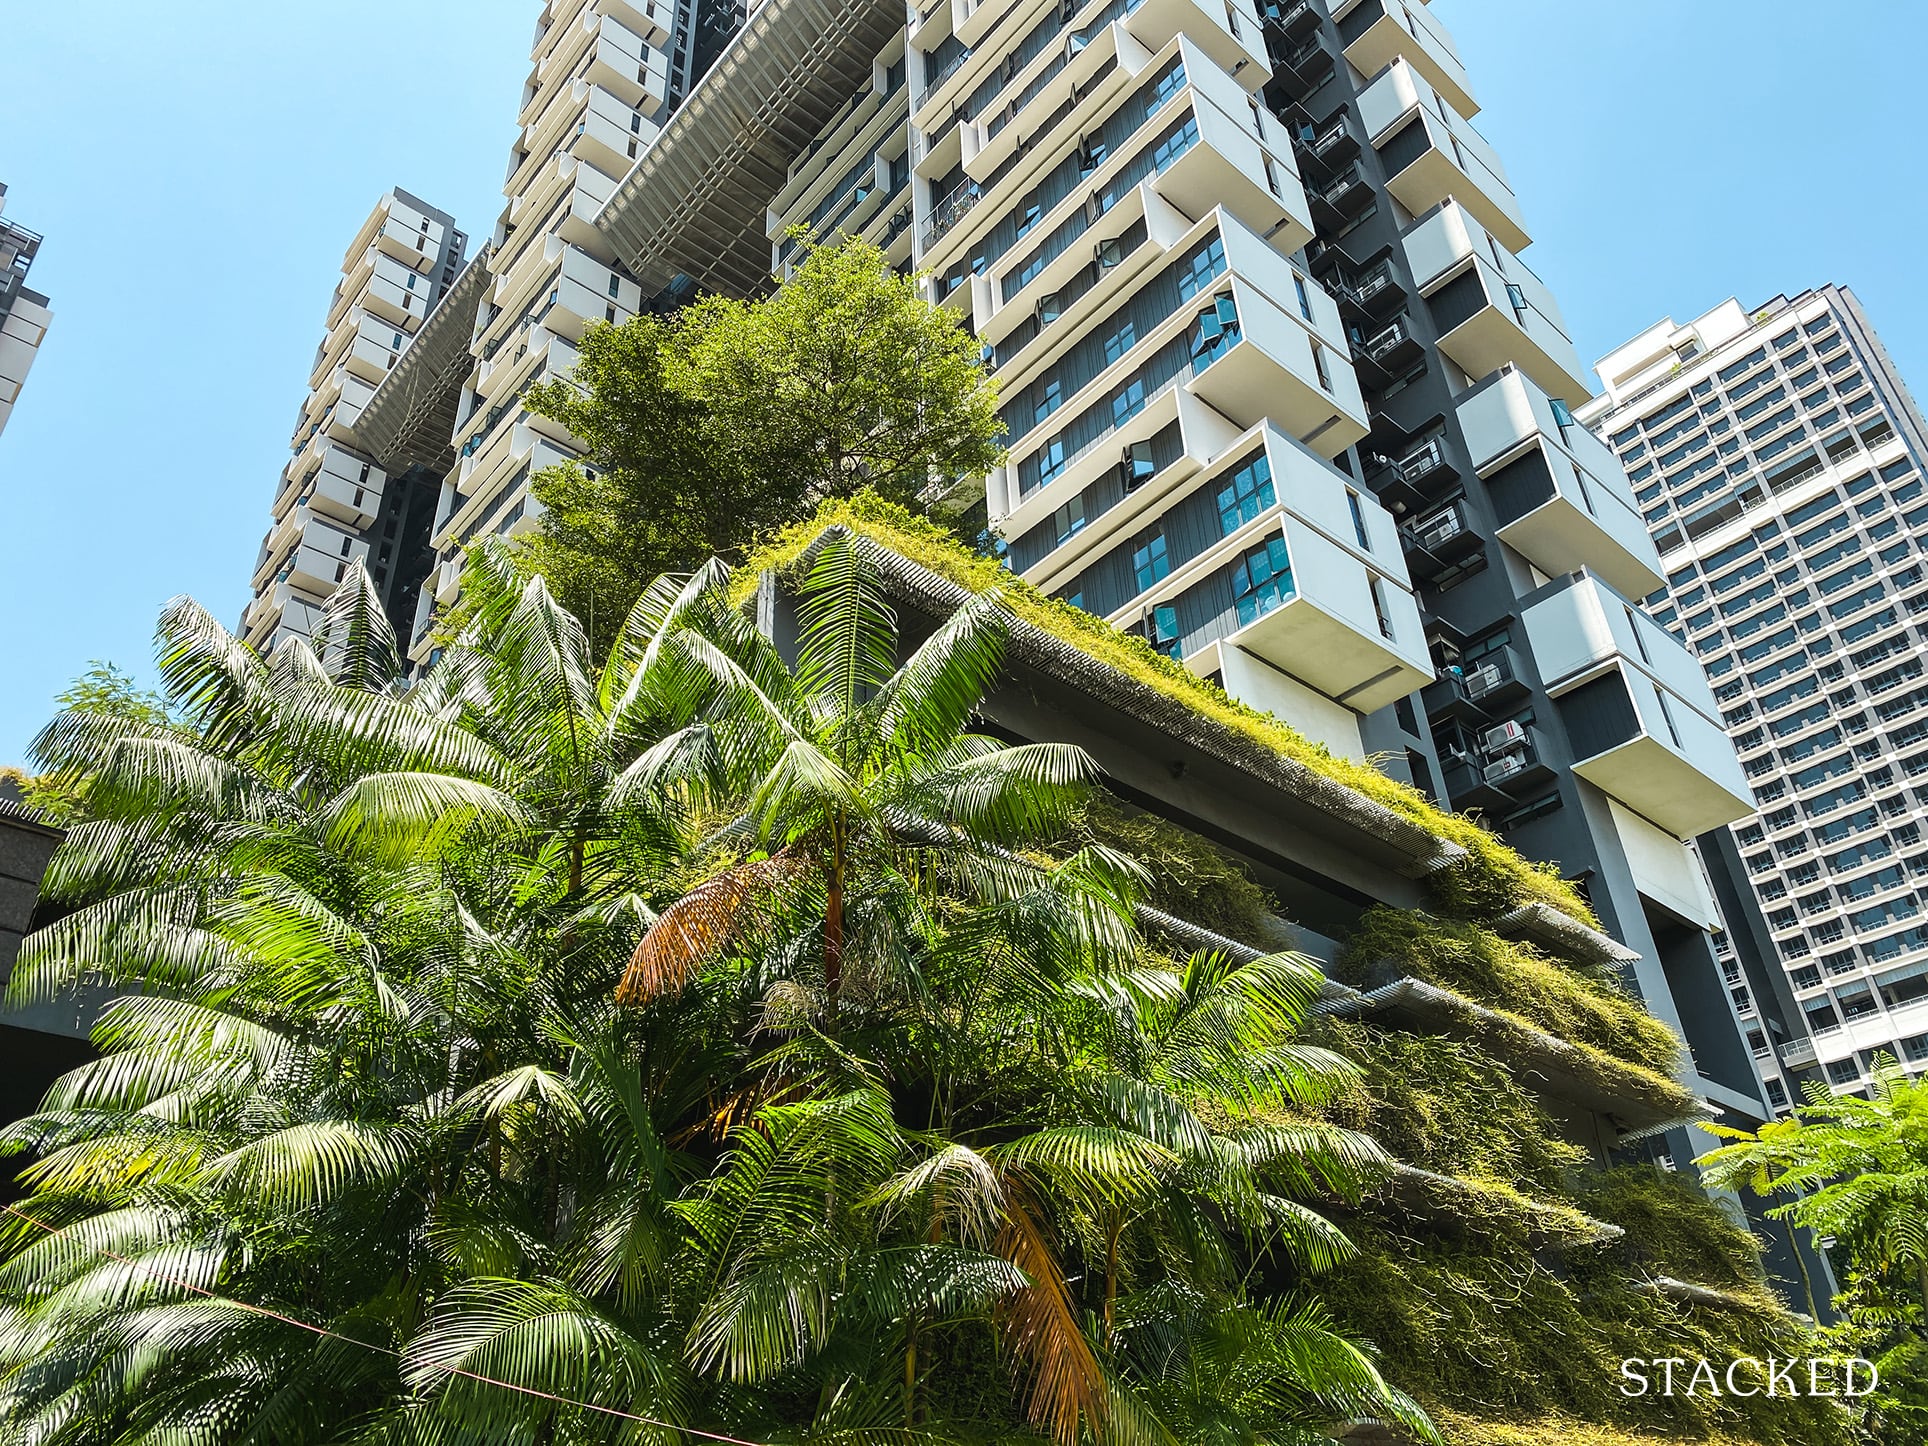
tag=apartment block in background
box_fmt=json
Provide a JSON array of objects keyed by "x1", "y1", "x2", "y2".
[
  {"x1": 242, "y1": 190, "x2": 469, "y2": 654},
  {"x1": 1583, "y1": 286, "x2": 1928, "y2": 1108},
  {"x1": 389, "y1": 0, "x2": 746, "y2": 664},
  {"x1": 0, "y1": 183, "x2": 52, "y2": 441}
]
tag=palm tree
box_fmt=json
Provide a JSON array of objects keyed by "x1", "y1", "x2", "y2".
[{"x1": 0, "y1": 546, "x2": 1434, "y2": 1445}]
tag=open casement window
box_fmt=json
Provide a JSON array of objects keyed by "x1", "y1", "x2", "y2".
[
  {"x1": 1122, "y1": 440, "x2": 1156, "y2": 491},
  {"x1": 1232, "y1": 534, "x2": 1294, "y2": 625},
  {"x1": 1192, "y1": 294, "x2": 1242, "y2": 368},
  {"x1": 1142, "y1": 604, "x2": 1182, "y2": 658}
]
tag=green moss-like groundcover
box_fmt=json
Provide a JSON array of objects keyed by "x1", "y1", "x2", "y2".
[
  {"x1": 1339, "y1": 907, "x2": 1682, "y2": 1077},
  {"x1": 741, "y1": 499, "x2": 1841, "y2": 1444},
  {"x1": 738, "y1": 496, "x2": 1597, "y2": 929},
  {"x1": 1312, "y1": 1019, "x2": 1847, "y2": 1443}
]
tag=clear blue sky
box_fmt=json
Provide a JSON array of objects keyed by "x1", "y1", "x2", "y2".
[{"x1": 4, "y1": 0, "x2": 1925, "y2": 765}]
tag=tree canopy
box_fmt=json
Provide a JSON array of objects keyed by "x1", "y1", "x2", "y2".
[
  {"x1": 1700, "y1": 1062, "x2": 1928, "y2": 1437},
  {"x1": 521, "y1": 235, "x2": 1006, "y2": 652},
  {"x1": 0, "y1": 553, "x2": 1429, "y2": 1444}
]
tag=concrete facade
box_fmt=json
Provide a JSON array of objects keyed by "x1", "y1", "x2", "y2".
[
  {"x1": 1584, "y1": 286, "x2": 1928, "y2": 1109},
  {"x1": 243, "y1": 190, "x2": 469, "y2": 654},
  {"x1": 0, "y1": 183, "x2": 52, "y2": 442}
]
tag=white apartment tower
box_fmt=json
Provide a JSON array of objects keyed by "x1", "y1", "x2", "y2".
[
  {"x1": 243, "y1": 190, "x2": 469, "y2": 653},
  {"x1": 1584, "y1": 287, "x2": 1928, "y2": 1106},
  {"x1": 0, "y1": 183, "x2": 52, "y2": 441},
  {"x1": 402, "y1": 0, "x2": 741, "y2": 662}
]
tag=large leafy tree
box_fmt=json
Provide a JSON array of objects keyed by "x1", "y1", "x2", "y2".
[
  {"x1": 522, "y1": 235, "x2": 1006, "y2": 652},
  {"x1": 1699, "y1": 1061, "x2": 1928, "y2": 1437},
  {"x1": 0, "y1": 548, "x2": 1430, "y2": 1444}
]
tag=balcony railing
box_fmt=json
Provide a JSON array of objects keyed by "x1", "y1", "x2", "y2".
[
  {"x1": 916, "y1": 45, "x2": 973, "y2": 109},
  {"x1": 922, "y1": 175, "x2": 984, "y2": 247}
]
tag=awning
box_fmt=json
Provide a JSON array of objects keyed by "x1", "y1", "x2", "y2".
[{"x1": 594, "y1": 0, "x2": 905, "y2": 296}]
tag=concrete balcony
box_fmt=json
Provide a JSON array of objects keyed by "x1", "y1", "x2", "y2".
[
  {"x1": 308, "y1": 448, "x2": 385, "y2": 531},
  {"x1": 585, "y1": 17, "x2": 670, "y2": 116},
  {"x1": 1523, "y1": 572, "x2": 1754, "y2": 838},
  {"x1": 1152, "y1": 86, "x2": 1313, "y2": 256},
  {"x1": 374, "y1": 215, "x2": 438, "y2": 269},
  {"x1": 598, "y1": 0, "x2": 670, "y2": 48},
  {"x1": 1111, "y1": 426, "x2": 1429, "y2": 713},
  {"x1": 1458, "y1": 368, "x2": 1665, "y2": 599},
  {"x1": 1336, "y1": 0, "x2": 1476, "y2": 120},
  {"x1": 571, "y1": 82, "x2": 657, "y2": 179},
  {"x1": 1184, "y1": 252, "x2": 1369, "y2": 457},
  {"x1": 362, "y1": 272, "x2": 431, "y2": 331},
  {"x1": 1122, "y1": 0, "x2": 1268, "y2": 96},
  {"x1": 286, "y1": 520, "x2": 369, "y2": 595},
  {"x1": 1404, "y1": 200, "x2": 1582, "y2": 402},
  {"x1": 343, "y1": 331, "x2": 401, "y2": 386},
  {"x1": 1358, "y1": 60, "x2": 1527, "y2": 254}
]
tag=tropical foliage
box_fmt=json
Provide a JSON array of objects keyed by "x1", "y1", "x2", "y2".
[
  {"x1": 0, "y1": 546, "x2": 1429, "y2": 1444},
  {"x1": 1700, "y1": 1062, "x2": 1928, "y2": 1438}
]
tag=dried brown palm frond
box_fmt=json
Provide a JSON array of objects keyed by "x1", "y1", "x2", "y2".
[{"x1": 617, "y1": 850, "x2": 804, "y2": 1004}]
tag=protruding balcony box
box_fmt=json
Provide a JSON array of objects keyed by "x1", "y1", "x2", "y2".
[
  {"x1": 1123, "y1": 0, "x2": 1269, "y2": 96},
  {"x1": 1151, "y1": 85, "x2": 1315, "y2": 259},
  {"x1": 1185, "y1": 213, "x2": 1369, "y2": 455},
  {"x1": 1459, "y1": 368, "x2": 1665, "y2": 599},
  {"x1": 1403, "y1": 201, "x2": 1584, "y2": 402},
  {"x1": 601, "y1": 0, "x2": 671, "y2": 50},
  {"x1": 585, "y1": 12, "x2": 671, "y2": 116},
  {"x1": 1218, "y1": 520, "x2": 1429, "y2": 715},
  {"x1": 1522, "y1": 573, "x2": 1753, "y2": 838},
  {"x1": 308, "y1": 447, "x2": 385, "y2": 532},
  {"x1": 1120, "y1": 426, "x2": 1430, "y2": 713},
  {"x1": 287, "y1": 518, "x2": 369, "y2": 596},
  {"x1": 1357, "y1": 59, "x2": 1527, "y2": 254},
  {"x1": 573, "y1": 82, "x2": 659, "y2": 178},
  {"x1": 1334, "y1": 0, "x2": 1477, "y2": 120}
]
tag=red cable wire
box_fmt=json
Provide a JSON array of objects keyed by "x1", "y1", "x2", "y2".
[{"x1": 2, "y1": 1202, "x2": 771, "y2": 1444}]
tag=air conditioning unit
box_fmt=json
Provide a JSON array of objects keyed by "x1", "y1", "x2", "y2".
[
  {"x1": 1483, "y1": 756, "x2": 1526, "y2": 785},
  {"x1": 1481, "y1": 721, "x2": 1527, "y2": 754},
  {"x1": 1464, "y1": 663, "x2": 1502, "y2": 698}
]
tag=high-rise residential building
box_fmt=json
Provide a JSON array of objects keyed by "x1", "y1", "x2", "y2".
[
  {"x1": 242, "y1": 190, "x2": 469, "y2": 654},
  {"x1": 0, "y1": 183, "x2": 53, "y2": 441},
  {"x1": 290, "y1": 0, "x2": 1791, "y2": 1154},
  {"x1": 598, "y1": 0, "x2": 1805, "y2": 1150},
  {"x1": 1583, "y1": 286, "x2": 1928, "y2": 1106},
  {"x1": 390, "y1": 0, "x2": 747, "y2": 664}
]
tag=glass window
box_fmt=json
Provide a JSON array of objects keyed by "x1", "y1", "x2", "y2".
[
  {"x1": 1232, "y1": 536, "x2": 1295, "y2": 624},
  {"x1": 1052, "y1": 494, "x2": 1086, "y2": 544},
  {"x1": 1175, "y1": 237, "x2": 1227, "y2": 302},
  {"x1": 1216, "y1": 453, "x2": 1275, "y2": 535},
  {"x1": 1347, "y1": 489, "x2": 1372, "y2": 550},
  {"x1": 1133, "y1": 533, "x2": 1171, "y2": 591}
]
